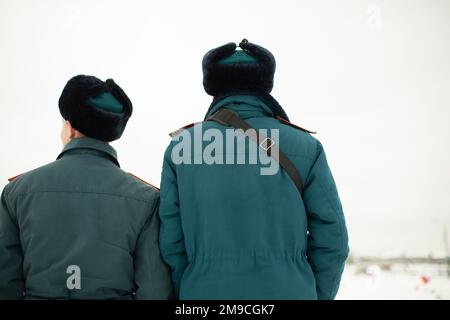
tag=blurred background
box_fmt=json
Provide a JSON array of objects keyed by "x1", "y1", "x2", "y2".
[{"x1": 1, "y1": 0, "x2": 449, "y2": 299}]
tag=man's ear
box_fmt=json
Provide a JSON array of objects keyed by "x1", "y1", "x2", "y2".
[
  {"x1": 67, "y1": 121, "x2": 85, "y2": 139},
  {"x1": 65, "y1": 120, "x2": 75, "y2": 139}
]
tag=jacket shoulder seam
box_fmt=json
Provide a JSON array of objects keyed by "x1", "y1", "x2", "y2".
[{"x1": 11, "y1": 190, "x2": 155, "y2": 204}]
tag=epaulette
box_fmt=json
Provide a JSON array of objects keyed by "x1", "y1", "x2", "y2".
[
  {"x1": 8, "y1": 173, "x2": 24, "y2": 182},
  {"x1": 169, "y1": 122, "x2": 202, "y2": 138},
  {"x1": 128, "y1": 173, "x2": 160, "y2": 190},
  {"x1": 276, "y1": 116, "x2": 317, "y2": 134}
]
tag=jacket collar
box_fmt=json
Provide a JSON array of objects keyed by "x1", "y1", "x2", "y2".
[
  {"x1": 57, "y1": 137, "x2": 120, "y2": 167},
  {"x1": 205, "y1": 95, "x2": 274, "y2": 120}
]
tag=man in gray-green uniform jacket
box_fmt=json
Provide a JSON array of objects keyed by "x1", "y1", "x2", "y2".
[{"x1": 0, "y1": 75, "x2": 173, "y2": 299}]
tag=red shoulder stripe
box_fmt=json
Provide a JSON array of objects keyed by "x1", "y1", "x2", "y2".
[
  {"x1": 169, "y1": 122, "x2": 203, "y2": 138},
  {"x1": 276, "y1": 116, "x2": 317, "y2": 134},
  {"x1": 8, "y1": 173, "x2": 23, "y2": 182},
  {"x1": 128, "y1": 173, "x2": 160, "y2": 190}
]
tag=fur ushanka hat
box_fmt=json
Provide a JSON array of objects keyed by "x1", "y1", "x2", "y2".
[
  {"x1": 59, "y1": 75, "x2": 132, "y2": 142},
  {"x1": 202, "y1": 39, "x2": 276, "y2": 96}
]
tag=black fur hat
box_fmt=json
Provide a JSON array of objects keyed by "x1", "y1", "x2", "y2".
[
  {"x1": 202, "y1": 39, "x2": 276, "y2": 96},
  {"x1": 58, "y1": 75, "x2": 132, "y2": 142}
]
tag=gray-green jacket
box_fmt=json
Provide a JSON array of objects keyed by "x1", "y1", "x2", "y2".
[{"x1": 0, "y1": 137, "x2": 173, "y2": 299}]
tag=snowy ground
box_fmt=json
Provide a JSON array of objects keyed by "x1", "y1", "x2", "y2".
[{"x1": 336, "y1": 264, "x2": 450, "y2": 300}]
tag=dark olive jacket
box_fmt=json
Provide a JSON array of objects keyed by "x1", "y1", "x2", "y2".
[{"x1": 0, "y1": 137, "x2": 173, "y2": 299}]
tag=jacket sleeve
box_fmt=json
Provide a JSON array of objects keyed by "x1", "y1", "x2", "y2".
[
  {"x1": 133, "y1": 195, "x2": 174, "y2": 300},
  {"x1": 0, "y1": 186, "x2": 25, "y2": 299},
  {"x1": 158, "y1": 144, "x2": 188, "y2": 298},
  {"x1": 303, "y1": 140, "x2": 349, "y2": 300}
]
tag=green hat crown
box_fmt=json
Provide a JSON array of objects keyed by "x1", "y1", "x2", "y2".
[
  {"x1": 88, "y1": 92, "x2": 124, "y2": 113},
  {"x1": 218, "y1": 50, "x2": 258, "y2": 65}
]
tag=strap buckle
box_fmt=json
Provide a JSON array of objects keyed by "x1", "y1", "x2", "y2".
[{"x1": 260, "y1": 137, "x2": 275, "y2": 151}]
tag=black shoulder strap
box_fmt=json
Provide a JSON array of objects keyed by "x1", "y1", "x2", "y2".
[{"x1": 206, "y1": 108, "x2": 303, "y2": 195}]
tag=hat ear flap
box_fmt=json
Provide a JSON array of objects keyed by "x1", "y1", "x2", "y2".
[
  {"x1": 239, "y1": 41, "x2": 276, "y2": 71},
  {"x1": 203, "y1": 42, "x2": 237, "y2": 66}
]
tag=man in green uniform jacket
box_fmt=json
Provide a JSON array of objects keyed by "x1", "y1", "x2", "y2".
[
  {"x1": 159, "y1": 40, "x2": 349, "y2": 299},
  {"x1": 0, "y1": 75, "x2": 173, "y2": 299}
]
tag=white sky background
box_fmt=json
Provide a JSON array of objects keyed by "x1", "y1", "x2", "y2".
[{"x1": 0, "y1": 0, "x2": 449, "y2": 257}]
